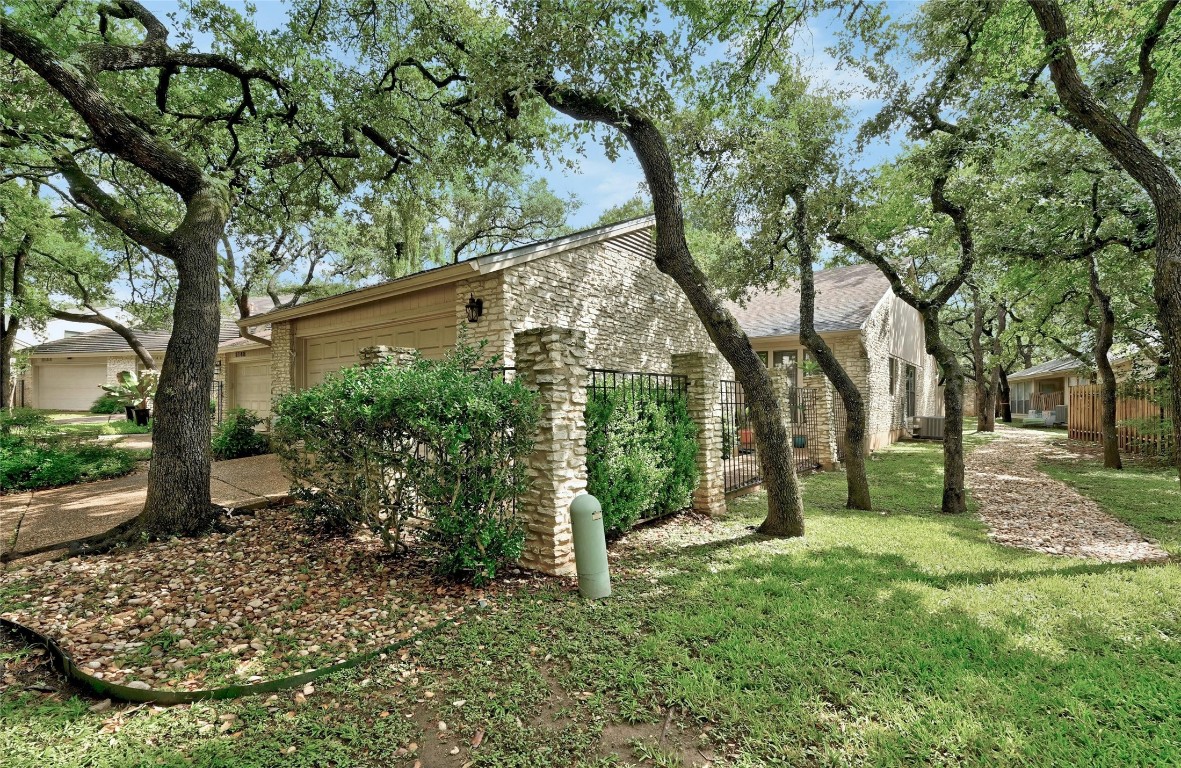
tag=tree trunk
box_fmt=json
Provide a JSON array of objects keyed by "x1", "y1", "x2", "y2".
[
  {"x1": 1030, "y1": 0, "x2": 1181, "y2": 480},
  {"x1": 925, "y1": 312, "x2": 968, "y2": 514},
  {"x1": 994, "y1": 303, "x2": 1012, "y2": 422},
  {"x1": 971, "y1": 288, "x2": 996, "y2": 432},
  {"x1": 138, "y1": 186, "x2": 226, "y2": 536},
  {"x1": 0, "y1": 235, "x2": 30, "y2": 409},
  {"x1": 793, "y1": 193, "x2": 871, "y2": 510},
  {"x1": 538, "y1": 84, "x2": 805, "y2": 536},
  {"x1": 1090, "y1": 257, "x2": 1123, "y2": 469}
]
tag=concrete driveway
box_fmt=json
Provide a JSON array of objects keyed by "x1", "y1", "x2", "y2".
[{"x1": 2, "y1": 454, "x2": 289, "y2": 565}]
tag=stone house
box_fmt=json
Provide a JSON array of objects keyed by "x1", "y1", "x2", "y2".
[
  {"x1": 727, "y1": 263, "x2": 945, "y2": 450},
  {"x1": 234, "y1": 216, "x2": 716, "y2": 408}
]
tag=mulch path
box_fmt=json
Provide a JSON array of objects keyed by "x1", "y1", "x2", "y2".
[
  {"x1": 965, "y1": 425, "x2": 1169, "y2": 563},
  {"x1": 0, "y1": 507, "x2": 554, "y2": 691}
]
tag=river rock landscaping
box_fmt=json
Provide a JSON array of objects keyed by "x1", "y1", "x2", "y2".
[{"x1": 0, "y1": 506, "x2": 548, "y2": 691}]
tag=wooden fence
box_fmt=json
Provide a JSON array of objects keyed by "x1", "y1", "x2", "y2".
[{"x1": 1068, "y1": 383, "x2": 1175, "y2": 457}]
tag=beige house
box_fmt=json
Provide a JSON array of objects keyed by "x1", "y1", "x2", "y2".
[
  {"x1": 727, "y1": 264, "x2": 944, "y2": 450},
  {"x1": 233, "y1": 217, "x2": 716, "y2": 410},
  {"x1": 1008, "y1": 355, "x2": 1139, "y2": 416},
  {"x1": 22, "y1": 322, "x2": 239, "y2": 412}
]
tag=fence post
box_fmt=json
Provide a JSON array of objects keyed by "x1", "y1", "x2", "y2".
[
  {"x1": 814, "y1": 382, "x2": 840, "y2": 471},
  {"x1": 358, "y1": 345, "x2": 417, "y2": 369},
  {"x1": 672, "y1": 352, "x2": 727, "y2": 515},
  {"x1": 513, "y1": 327, "x2": 587, "y2": 576}
]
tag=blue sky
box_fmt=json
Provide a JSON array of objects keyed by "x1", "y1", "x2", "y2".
[{"x1": 144, "y1": 0, "x2": 914, "y2": 228}]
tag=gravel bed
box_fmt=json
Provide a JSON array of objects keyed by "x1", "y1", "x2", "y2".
[
  {"x1": 0, "y1": 507, "x2": 547, "y2": 690},
  {"x1": 965, "y1": 426, "x2": 1169, "y2": 562}
]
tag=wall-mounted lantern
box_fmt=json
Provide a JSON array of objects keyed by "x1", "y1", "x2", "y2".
[{"x1": 465, "y1": 293, "x2": 484, "y2": 323}]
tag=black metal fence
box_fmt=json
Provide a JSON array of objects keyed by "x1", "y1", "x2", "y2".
[
  {"x1": 210, "y1": 380, "x2": 224, "y2": 426},
  {"x1": 588, "y1": 368, "x2": 688, "y2": 404},
  {"x1": 720, "y1": 381, "x2": 831, "y2": 494},
  {"x1": 720, "y1": 379, "x2": 761, "y2": 493},
  {"x1": 833, "y1": 393, "x2": 848, "y2": 462}
]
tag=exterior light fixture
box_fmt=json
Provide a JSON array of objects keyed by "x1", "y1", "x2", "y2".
[{"x1": 465, "y1": 293, "x2": 484, "y2": 323}]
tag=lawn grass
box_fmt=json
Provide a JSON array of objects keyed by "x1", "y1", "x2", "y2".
[
  {"x1": 1039, "y1": 451, "x2": 1181, "y2": 556},
  {"x1": 52, "y1": 420, "x2": 153, "y2": 437},
  {"x1": 3, "y1": 436, "x2": 1179, "y2": 767}
]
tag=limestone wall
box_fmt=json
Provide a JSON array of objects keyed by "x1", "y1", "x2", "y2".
[{"x1": 462, "y1": 241, "x2": 715, "y2": 372}]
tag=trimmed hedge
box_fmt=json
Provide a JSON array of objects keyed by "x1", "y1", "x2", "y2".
[
  {"x1": 211, "y1": 408, "x2": 270, "y2": 461},
  {"x1": 585, "y1": 383, "x2": 698, "y2": 535}
]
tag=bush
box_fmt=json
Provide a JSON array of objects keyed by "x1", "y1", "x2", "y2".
[
  {"x1": 211, "y1": 408, "x2": 269, "y2": 461},
  {"x1": 0, "y1": 414, "x2": 139, "y2": 493},
  {"x1": 90, "y1": 393, "x2": 126, "y2": 414},
  {"x1": 273, "y1": 343, "x2": 538, "y2": 585},
  {"x1": 585, "y1": 384, "x2": 698, "y2": 535}
]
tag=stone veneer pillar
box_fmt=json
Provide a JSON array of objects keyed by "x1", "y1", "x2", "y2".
[
  {"x1": 358, "y1": 345, "x2": 418, "y2": 369},
  {"x1": 671, "y1": 351, "x2": 727, "y2": 515},
  {"x1": 770, "y1": 367, "x2": 797, "y2": 454},
  {"x1": 513, "y1": 327, "x2": 587, "y2": 576},
  {"x1": 269, "y1": 321, "x2": 295, "y2": 406},
  {"x1": 814, "y1": 381, "x2": 840, "y2": 471},
  {"x1": 105, "y1": 355, "x2": 140, "y2": 384}
]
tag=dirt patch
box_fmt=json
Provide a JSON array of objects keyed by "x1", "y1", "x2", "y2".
[
  {"x1": 965, "y1": 425, "x2": 1168, "y2": 562},
  {"x1": 0, "y1": 506, "x2": 552, "y2": 691}
]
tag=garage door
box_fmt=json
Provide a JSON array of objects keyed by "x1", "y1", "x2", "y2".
[
  {"x1": 230, "y1": 361, "x2": 272, "y2": 418},
  {"x1": 302, "y1": 320, "x2": 455, "y2": 388},
  {"x1": 35, "y1": 361, "x2": 108, "y2": 411}
]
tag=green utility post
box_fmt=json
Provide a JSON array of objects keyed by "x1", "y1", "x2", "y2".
[{"x1": 570, "y1": 494, "x2": 611, "y2": 599}]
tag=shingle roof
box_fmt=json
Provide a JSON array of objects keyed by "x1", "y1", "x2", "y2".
[
  {"x1": 1007, "y1": 357, "x2": 1085, "y2": 380},
  {"x1": 726, "y1": 263, "x2": 891, "y2": 338},
  {"x1": 28, "y1": 320, "x2": 241, "y2": 356},
  {"x1": 219, "y1": 328, "x2": 271, "y2": 350}
]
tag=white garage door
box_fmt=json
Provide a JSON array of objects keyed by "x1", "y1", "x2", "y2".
[
  {"x1": 230, "y1": 361, "x2": 272, "y2": 418},
  {"x1": 35, "y1": 361, "x2": 108, "y2": 411},
  {"x1": 302, "y1": 320, "x2": 455, "y2": 388}
]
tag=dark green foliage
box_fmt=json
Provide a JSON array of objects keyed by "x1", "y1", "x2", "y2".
[
  {"x1": 0, "y1": 410, "x2": 138, "y2": 491},
  {"x1": 585, "y1": 384, "x2": 698, "y2": 535},
  {"x1": 89, "y1": 393, "x2": 125, "y2": 414},
  {"x1": 210, "y1": 408, "x2": 269, "y2": 461},
  {"x1": 273, "y1": 342, "x2": 538, "y2": 585}
]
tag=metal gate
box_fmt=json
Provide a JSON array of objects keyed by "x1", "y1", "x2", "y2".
[
  {"x1": 720, "y1": 380, "x2": 760, "y2": 493},
  {"x1": 720, "y1": 380, "x2": 825, "y2": 494},
  {"x1": 210, "y1": 380, "x2": 224, "y2": 426}
]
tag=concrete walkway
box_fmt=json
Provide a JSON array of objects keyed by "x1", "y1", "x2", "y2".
[{"x1": 1, "y1": 454, "x2": 288, "y2": 564}]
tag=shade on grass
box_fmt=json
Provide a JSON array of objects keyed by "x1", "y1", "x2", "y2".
[{"x1": 2, "y1": 437, "x2": 1178, "y2": 767}]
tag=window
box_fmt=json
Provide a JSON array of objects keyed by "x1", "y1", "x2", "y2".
[
  {"x1": 889, "y1": 358, "x2": 898, "y2": 395},
  {"x1": 756, "y1": 351, "x2": 769, "y2": 367},
  {"x1": 905, "y1": 364, "x2": 917, "y2": 420}
]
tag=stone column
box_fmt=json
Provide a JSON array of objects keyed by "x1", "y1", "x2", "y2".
[
  {"x1": 359, "y1": 345, "x2": 417, "y2": 369},
  {"x1": 105, "y1": 355, "x2": 140, "y2": 384},
  {"x1": 671, "y1": 351, "x2": 727, "y2": 515},
  {"x1": 269, "y1": 321, "x2": 296, "y2": 405},
  {"x1": 513, "y1": 327, "x2": 587, "y2": 576},
  {"x1": 770, "y1": 367, "x2": 796, "y2": 440},
  {"x1": 814, "y1": 381, "x2": 840, "y2": 471}
]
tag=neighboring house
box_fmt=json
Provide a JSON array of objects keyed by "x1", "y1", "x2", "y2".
[
  {"x1": 1008, "y1": 355, "x2": 1140, "y2": 416},
  {"x1": 240, "y1": 217, "x2": 716, "y2": 413},
  {"x1": 726, "y1": 263, "x2": 944, "y2": 450},
  {"x1": 23, "y1": 321, "x2": 239, "y2": 411}
]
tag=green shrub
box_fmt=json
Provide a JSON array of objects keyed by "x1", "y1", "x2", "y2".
[
  {"x1": 90, "y1": 393, "x2": 126, "y2": 414},
  {"x1": 211, "y1": 408, "x2": 269, "y2": 461},
  {"x1": 0, "y1": 434, "x2": 139, "y2": 491},
  {"x1": 585, "y1": 383, "x2": 698, "y2": 535},
  {"x1": 273, "y1": 342, "x2": 538, "y2": 585}
]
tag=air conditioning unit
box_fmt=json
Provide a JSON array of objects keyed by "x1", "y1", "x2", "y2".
[
  {"x1": 913, "y1": 416, "x2": 945, "y2": 440},
  {"x1": 1054, "y1": 404, "x2": 1068, "y2": 426}
]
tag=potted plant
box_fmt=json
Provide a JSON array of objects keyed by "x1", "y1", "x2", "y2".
[
  {"x1": 100, "y1": 380, "x2": 137, "y2": 421},
  {"x1": 792, "y1": 402, "x2": 808, "y2": 448},
  {"x1": 113, "y1": 370, "x2": 159, "y2": 426},
  {"x1": 793, "y1": 434, "x2": 807, "y2": 449}
]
